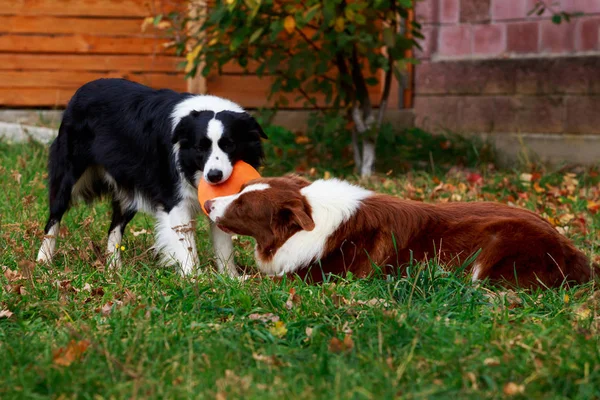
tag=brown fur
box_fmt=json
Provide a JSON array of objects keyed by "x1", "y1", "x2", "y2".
[{"x1": 216, "y1": 175, "x2": 594, "y2": 288}]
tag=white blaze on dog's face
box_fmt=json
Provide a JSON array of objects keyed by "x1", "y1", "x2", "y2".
[
  {"x1": 204, "y1": 176, "x2": 315, "y2": 247},
  {"x1": 172, "y1": 109, "x2": 267, "y2": 186}
]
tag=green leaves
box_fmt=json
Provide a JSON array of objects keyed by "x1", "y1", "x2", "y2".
[{"x1": 162, "y1": 0, "x2": 423, "y2": 110}]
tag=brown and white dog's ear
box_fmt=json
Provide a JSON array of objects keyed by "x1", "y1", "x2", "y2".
[{"x1": 281, "y1": 198, "x2": 315, "y2": 231}]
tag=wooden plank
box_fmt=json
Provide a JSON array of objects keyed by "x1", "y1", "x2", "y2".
[
  {"x1": 0, "y1": 70, "x2": 187, "y2": 90},
  {"x1": 0, "y1": 15, "x2": 161, "y2": 36},
  {"x1": 0, "y1": 87, "x2": 76, "y2": 107},
  {"x1": 206, "y1": 75, "x2": 382, "y2": 109},
  {"x1": 0, "y1": 34, "x2": 173, "y2": 55},
  {"x1": 0, "y1": 54, "x2": 182, "y2": 73},
  {"x1": 1, "y1": 0, "x2": 178, "y2": 18}
]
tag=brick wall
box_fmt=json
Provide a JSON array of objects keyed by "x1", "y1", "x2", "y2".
[{"x1": 413, "y1": 0, "x2": 600, "y2": 137}]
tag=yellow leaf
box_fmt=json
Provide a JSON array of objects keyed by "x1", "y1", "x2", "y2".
[
  {"x1": 209, "y1": 38, "x2": 218, "y2": 46},
  {"x1": 157, "y1": 20, "x2": 171, "y2": 30},
  {"x1": 334, "y1": 17, "x2": 345, "y2": 33},
  {"x1": 564, "y1": 294, "x2": 570, "y2": 303},
  {"x1": 294, "y1": 135, "x2": 310, "y2": 144},
  {"x1": 533, "y1": 182, "x2": 545, "y2": 193},
  {"x1": 141, "y1": 16, "x2": 154, "y2": 32},
  {"x1": 587, "y1": 200, "x2": 600, "y2": 213},
  {"x1": 269, "y1": 321, "x2": 288, "y2": 338},
  {"x1": 323, "y1": 171, "x2": 331, "y2": 180},
  {"x1": 226, "y1": 0, "x2": 235, "y2": 4},
  {"x1": 284, "y1": 15, "x2": 296, "y2": 34}
]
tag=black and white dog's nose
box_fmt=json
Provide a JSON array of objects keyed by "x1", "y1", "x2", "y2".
[{"x1": 206, "y1": 169, "x2": 223, "y2": 183}]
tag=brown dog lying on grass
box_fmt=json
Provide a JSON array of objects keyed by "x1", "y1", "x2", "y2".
[{"x1": 203, "y1": 175, "x2": 595, "y2": 287}]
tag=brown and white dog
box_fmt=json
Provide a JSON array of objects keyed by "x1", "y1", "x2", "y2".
[{"x1": 204, "y1": 175, "x2": 594, "y2": 287}]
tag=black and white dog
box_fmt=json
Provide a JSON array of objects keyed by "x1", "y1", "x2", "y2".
[{"x1": 36, "y1": 78, "x2": 267, "y2": 276}]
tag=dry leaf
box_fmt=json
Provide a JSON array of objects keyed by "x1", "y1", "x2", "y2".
[
  {"x1": 484, "y1": 357, "x2": 500, "y2": 367},
  {"x1": 465, "y1": 372, "x2": 478, "y2": 390},
  {"x1": 131, "y1": 228, "x2": 148, "y2": 237},
  {"x1": 0, "y1": 309, "x2": 14, "y2": 318},
  {"x1": 248, "y1": 313, "x2": 279, "y2": 323},
  {"x1": 17, "y1": 260, "x2": 34, "y2": 279},
  {"x1": 503, "y1": 382, "x2": 525, "y2": 396},
  {"x1": 53, "y1": 340, "x2": 91, "y2": 367},
  {"x1": 3, "y1": 266, "x2": 24, "y2": 282},
  {"x1": 252, "y1": 352, "x2": 289, "y2": 367},
  {"x1": 285, "y1": 288, "x2": 301, "y2": 310},
  {"x1": 574, "y1": 304, "x2": 591, "y2": 320},
  {"x1": 98, "y1": 300, "x2": 123, "y2": 316},
  {"x1": 328, "y1": 334, "x2": 354, "y2": 353},
  {"x1": 305, "y1": 327, "x2": 313, "y2": 338}
]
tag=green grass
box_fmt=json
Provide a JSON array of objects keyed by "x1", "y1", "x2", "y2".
[{"x1": 1, "y1": 139, "x2": 600, "y2": 399}]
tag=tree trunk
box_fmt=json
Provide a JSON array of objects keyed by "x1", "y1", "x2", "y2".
[{"x1": 360, "y1": 139, "x2": 376, "y2": 177}]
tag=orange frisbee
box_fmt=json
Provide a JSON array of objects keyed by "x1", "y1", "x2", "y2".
[{"x1": 198, "y1": 161, "x2": 261, "y2": 215}]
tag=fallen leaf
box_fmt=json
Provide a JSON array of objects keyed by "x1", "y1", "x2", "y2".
[
  {"x1": 305, "y1": 327, "x2": 313, "y2": 339},
  {"x1": 331, "y1": 293, "x2": 348, "y2": 307},
  {"x1": 328, "y1": 334, "x2": 354, "y2": 353},
  {"x1": 465, "y1": 372, "x2": 478, "y2": 390},
  {"x1": 533, "y1": 182, "x2": 545, "y2": 194},
  {"x1": 285, "y1": 288, "x2": 301, "y2": 310},
  {"x1": 484, "y1": 357, "x2": 500, "y2": 367},
  {"x1": 269, "y1": 321, "x2": 288, "y2": 338},
  {"x1": 252, "y1": 352, "x2": 289, "y2": 367},
  {"x1": 587, "y1": 200, "x2": 600, "y2": 214},
  {"x1": 467, "y1": 172, "x2": 483, "y2": 185},
  {"x1": 519, "y1": 173, "x2": 532, "y2": 186},
  {"x1": 574, "y1": 304, "x2": 591, "y2": 320},
  {"x1": 0, "y1": 309, "x2": 14, "y2": 318},
  {"x1": 248, "y1": 313, "x2": 279, "y2": 323},
  {"x1": 3, "y1": 266, "x2": 24, "y2": 282},
  {"x1": 17, "y1": 260, "x2": 34, "y2": 279},
  {"x1": 351, "y1": 298, "x2": 391, "y2": 308},
  {"x1": 503, "y1": 382, "x2": 525, "y2": 396},
  {"x1": 97, "y1": 300, "x2": 123, "y2": 316},
  {"x1": 130, "y1": 228, "x2": 148, "y2": 237},
  {"x1": 53, "y1": 340, "x2": 91, "y2": 367}
]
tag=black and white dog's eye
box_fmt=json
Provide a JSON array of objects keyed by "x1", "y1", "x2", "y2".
[
  {"x1": 197, "y1": 138, "x2": 211, "y2": 151},
  {"x1": 219, "y1": 138, "x2": 236, "y2": 152}
]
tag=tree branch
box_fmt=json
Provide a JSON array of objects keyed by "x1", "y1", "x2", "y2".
[{"x1": 350, "y1": 45, "x2": 372, "y2": 119}]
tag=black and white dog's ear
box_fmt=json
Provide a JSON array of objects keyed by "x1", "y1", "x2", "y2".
[
  {"x1": 172, "y1": 115, "x2": 194, "y2": 145},
  {"x1": 242, "y1": 113, "x2": 268, "y2": 140}
]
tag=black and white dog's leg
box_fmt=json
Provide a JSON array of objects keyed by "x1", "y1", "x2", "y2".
[
  {"x1": 210, "y1": 223, "x2": 239, "y2": 277},
  {"x1": 106, "y1": 200, "x2": 137, "y2": 269},
  {"x1": 37, "y1": 218, "x2": 61, "y2": 263},
  {"x1": 155, "y1": 203, "x2": 199, "y2": 275}
]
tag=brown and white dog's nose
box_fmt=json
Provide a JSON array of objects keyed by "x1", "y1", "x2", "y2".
[{"x1": 204, "y1": 199, "x2": 214, "y2": 213}]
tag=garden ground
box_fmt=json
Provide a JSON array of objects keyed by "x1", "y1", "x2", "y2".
[{"x1": 1, "y1": 125, "x2": 600, "y2": 399}]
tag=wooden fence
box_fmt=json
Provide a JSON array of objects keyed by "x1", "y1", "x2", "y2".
[{"x1": 0, "y1": 0, "x2": 408, "y2": 109}]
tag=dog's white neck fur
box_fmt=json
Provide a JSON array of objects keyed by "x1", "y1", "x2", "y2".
[
  {"x1": 256, "y1": 179, "x2": 373, "y2": 276},
  {"x1": 170, "y1": 95, "x2": 245, "y2": 131}
]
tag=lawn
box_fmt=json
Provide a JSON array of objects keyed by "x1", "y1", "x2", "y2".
[{"x1": 1, "y1": 133, "x2": 600, "y2": 399}]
